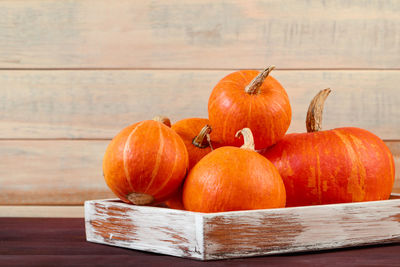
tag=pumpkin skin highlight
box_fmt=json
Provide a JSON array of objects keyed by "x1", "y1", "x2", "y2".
[
  {"x1": 261, "y1": 89, "x2": 395, "y2": 207},
  {"x1": 103, "y1": 119, "x2": 189, "y2": 205},
  {"x1": 183, "y1": 129, "x2": 286, "y2": 213},
  {"x1": 208, "y1": 67, "x2": 291, "y2": 150}
]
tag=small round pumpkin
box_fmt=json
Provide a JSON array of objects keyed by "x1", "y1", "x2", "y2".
[
  {"x1": 261, "y1": 89, "x2": 395, "y2": 207},
  {"x1": 103, "y1": 116, "x2": 189, "y2": 205},
  {"x1": 165, "y1": 118, "x2": 213, "y2": 210},
  {"x1": 171, "y1": 118, "x2": 213, "y2": 170},
  {"x1": 182, "y1": 128, "x2": 286, "y2": 212},
  {"x1": 208, "y1": 66, "x2": 291, "y2": 150}
]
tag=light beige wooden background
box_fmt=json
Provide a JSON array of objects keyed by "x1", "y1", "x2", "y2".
[{"x1": 0, "y1": 0, "x2": 399, "y2": 217}]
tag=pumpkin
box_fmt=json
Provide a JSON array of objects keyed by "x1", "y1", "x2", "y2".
[
  {"x1": 164, "y1": 118, "x2": 213, "y2": 210},
  {"x1": 164, "y1": 185, "x2": 185, "y2": 210},
  {"x1": 103, "y1": 116, "x2": 189, "y2": 205},
  {"x1": 182, "y1": 128, "x2": 286, "y2": 212},
  {"x1": 261, "y1": 89, "x2": 395, "y2": 207},
  {"x1": 171, "y1": 118, "x2": 213, "y2": 170},
  {"x1": 208, "y1": 66, "x2": 292, "y2": 150}
]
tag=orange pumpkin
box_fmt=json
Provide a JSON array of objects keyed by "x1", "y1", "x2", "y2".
[
  {"x1": 183, "y1": 128, "x2": 286, "y2": 212},
  {"x1": 164, "y1": 185, "x2": 185, "y2": 210},
  {"x1": 103, "y1": 116, "x2": 189, "y2": 205},
  {"x1": 261, "y1": 89, "x2": 395, "y2": 207},
  {"x1": 166, "y1": 118, "x2": 216, "y2": 210},
  {"x1": 208, "y1": 66, "x2": 291, "y2": 150},
  {"x1": 171, "y1": 118, "x2": 213, "y2": 170}
]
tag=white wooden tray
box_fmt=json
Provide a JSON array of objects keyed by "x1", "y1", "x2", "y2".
[{"x1": 85, "y1": 194, "x2": 400, "y2": 260}]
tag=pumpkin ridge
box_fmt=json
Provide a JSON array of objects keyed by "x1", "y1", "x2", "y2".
[
  {"x1": 315, "y1": 150, "x2": 322, "y2": 204},
  {"x1": 151, "y1": 128, "x2": 180, "y2": 198},
  {"x1": 221, "y1": 102, "x2": 240, "y2": 143},
  {"x1": 208, "y1": 90, "x2": 226, "y2": 111},
  {"x1": 348, "y1": 133, "x2": 368, "y2": 186},
  {"x1": 143, "y1": 122, "x2": 164, "y2": 194},
  {"x1": 259, "y1": 99, "x2": 275, "y2": 145},
  {"x1": 269, "y1": 97, "x2": 290, "y2": 125},
  {"x1": 332, "y1": 130, "x2": 366, "y2": 201},
  {"x1": 123, "y1": 121, "x2": 145, "y2": 194},
  {"x1": 245, "y1": 96, "x2": 253, "y2": 132}
]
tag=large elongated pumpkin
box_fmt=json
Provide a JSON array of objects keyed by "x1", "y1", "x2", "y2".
[
  {"x1": 103, "y1": 116, "x2": 189, "y2": 205},
  {"x1": 261, "y1": 89, "x2": 395, "y2": 207},
  {"x1": 183, "y1": 128, "x2": 286, "y2": 212},
  {"x1": 208, "y1": 66, "x2": 291, "y2": 150}
]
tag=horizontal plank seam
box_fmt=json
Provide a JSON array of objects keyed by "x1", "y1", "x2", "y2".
[{"x1": 1, "y1": 68, "x2": 400, "y2": 71}]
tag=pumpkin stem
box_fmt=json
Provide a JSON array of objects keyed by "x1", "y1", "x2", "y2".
[
  {"x1": 235, "y1": 128, "x2": 255, "y2": 151},
  {"x1": 306, "y1": 88, "x2": 331, "y2": 132},
  {"x1": 206, "y1": 133, "x2": 214, "y2": 151},
  {"x1": 127, "y1": 192, "x2": 154, "y2": 205},
  {"x1": 152, "y1": 115, "x2": 171, "y2": 127},
  {"x1": 245, "y1": 65, "x2": 276, "y2": 94},
  {"x1": 192, "y1": 125, "x2": 212, "y2": 149}
]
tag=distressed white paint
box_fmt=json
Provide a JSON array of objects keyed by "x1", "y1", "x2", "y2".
[
  {"x1": 85, "y1": 196, "x2": 400, "y2": 260},
  {"x1": 202, "y1": 197, "x2": 400, "y2": 259},
  {"x1": 85, "y1": 200, "x2": 204, "y2": 260}
]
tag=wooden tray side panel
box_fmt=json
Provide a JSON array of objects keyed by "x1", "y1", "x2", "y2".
[
  {"x1": 203, "y1": 200, "x2": 400, "y2": 260},
  {"x1": 84, "y1": 200, "x2": 203, "y2": 260}
]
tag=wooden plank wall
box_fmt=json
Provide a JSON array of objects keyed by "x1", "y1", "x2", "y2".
[{"x1": 0, "y1": 0, "x2": 399, "y2": 217}]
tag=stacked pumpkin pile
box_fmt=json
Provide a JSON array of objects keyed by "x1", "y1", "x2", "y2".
[{"x1": 103, "y1": 66, "x2": 395, "y2": 212}]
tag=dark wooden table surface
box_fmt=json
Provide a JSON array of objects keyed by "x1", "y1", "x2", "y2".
[{"x1": 1, "y1": 218, "x2": 399, "y2": 267}]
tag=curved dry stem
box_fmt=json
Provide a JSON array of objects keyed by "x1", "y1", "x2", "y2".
[
  {"x1": 152, "y1": 115, "x2": 171, "y2": 127},
  {"x1": 245, "y1": 65, "x2": 276, "y2": 94},
  {"x1": 306, "y1": 88, "x2": 332, "y2": 132},
  {"x1": 192, "y1": 125, "x2": 212, "y2": 149},
  {"x1": 235, "y1": 128, "x2": 255, "y2": 151}
]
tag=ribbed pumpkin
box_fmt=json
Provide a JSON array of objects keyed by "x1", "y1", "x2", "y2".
[
  {"x1": 165, "y1": 118, "x2": 213, "y2": 210},
  {"x1": 208, "y1": 66, "x2": 291, "y2": 150},
  {"x1": 183, "y1": 128, "x2": 286, "y2": 212},
  {"x1": 261, "y1": 89, "x2": 395, "y2": 207},
  {"x1": 103, "y1": 116, "x2": 189, "y2": 205}
]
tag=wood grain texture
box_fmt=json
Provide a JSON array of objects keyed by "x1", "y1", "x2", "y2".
[
  {"x1": 202, "y1": 198, "x2": 400, "y2": 260},
  {"x1": 0, "y1": 70, "x2": 399, "y2": 139},
  {"x1": 1, "y1": 0, "x2": 400, "y2": 69},
  {"x1": 0, "y1": 140, "x2": 114, "y2": 205},
  {"x1": 0, "y1": 140, "x2": 398, "y2": 205},
  {"x1": 85, "y1": 200, "x2": 204, "y2": 260},
  {"x1": 0, "y1": 205, "x2": 83, "y2": 217},
  {"x1": 85, "y1": 198, "x2": 400, "y2": 260}
]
